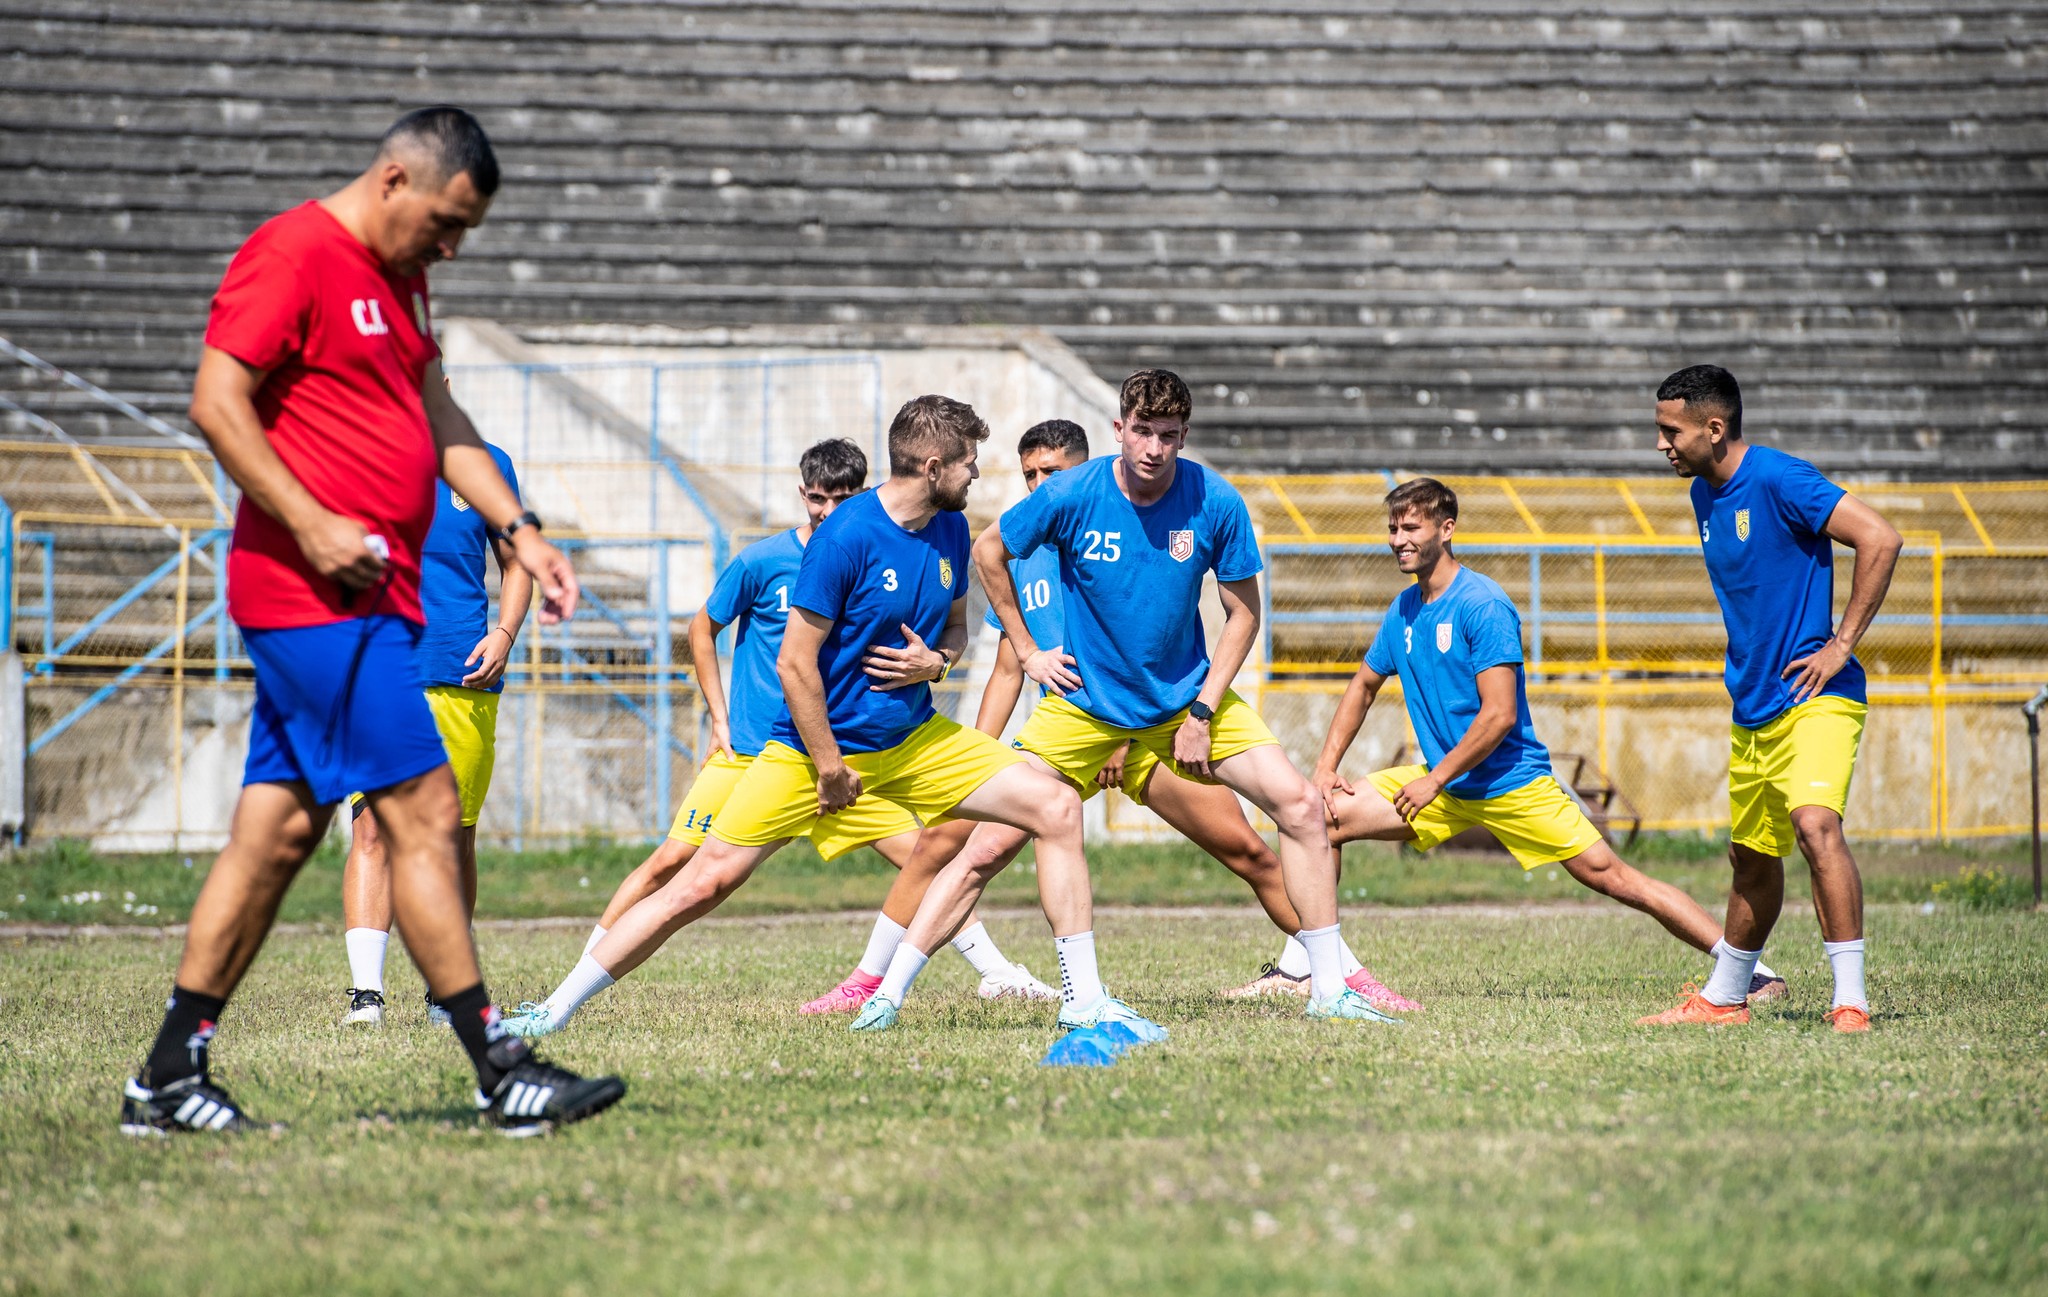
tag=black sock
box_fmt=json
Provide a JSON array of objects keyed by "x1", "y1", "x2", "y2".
[
  {"x1": 141, "y1": 986, "x2": 226, "y2": 1088},
  {"x1": 440, "y1": 983, "x2": 525, "y2": 1094}
]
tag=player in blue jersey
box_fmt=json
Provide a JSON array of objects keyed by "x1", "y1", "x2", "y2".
[
  {"x1": 338, "y1": 439, "x2": 531, "y2": 1025},
  {"x1": 1641, "y1": 366, "x2": 1901, "y2": 1032},
  {"x1": 503, "y1": 437, "x2": 1039, "y2": 1035},
  {"x1": 1314, "y1": 478, "x2": 1788, "y2": 1016},
  {"x1": 507, "y1": 398, "x2": 1155, "y2": 1043},
  {"x1": 853, "y1": 370, "x2": 1396, "y2": 1028}
]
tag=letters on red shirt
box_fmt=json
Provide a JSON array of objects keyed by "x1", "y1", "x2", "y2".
[{"x1": 205, "y1": 201, "x2": 440, "y2": 628}]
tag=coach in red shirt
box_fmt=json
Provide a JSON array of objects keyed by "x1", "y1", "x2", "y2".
[{"x1": 121, "y1": 107, "x2": 623, "y2": 1138}]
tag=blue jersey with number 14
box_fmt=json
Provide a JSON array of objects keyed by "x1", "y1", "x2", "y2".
[
  {"x1": 983, "y1": 546, "x2": 1065, "y2": 697},
  {"x1": 703, "y1": 529, "x2": 804, "y2": 757},
  {"x1": 999, "y1": 455, "x2": 1263, "y2": 729}
]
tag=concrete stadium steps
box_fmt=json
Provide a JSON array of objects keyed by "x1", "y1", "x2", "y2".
[{"x1": 2, "y1": 1, "x2": 2043, "y2": 475}]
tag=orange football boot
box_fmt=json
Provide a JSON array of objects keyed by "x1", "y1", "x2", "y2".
[
  {"x1": 1636, "y1": 987, "x2": 1750, "y2": 1026},
  {"x1": 1823, "y1": 1004, "x2": 1871, "y2": 1034}
]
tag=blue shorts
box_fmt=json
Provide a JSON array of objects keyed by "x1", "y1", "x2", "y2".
[{"x1": 242, "y1": 615, "x2": 449, "y2": 806}]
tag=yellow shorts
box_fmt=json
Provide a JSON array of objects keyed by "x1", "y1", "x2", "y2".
[
  {"x1": 667, "y1": 749, "x2": 921, "y2": 860},
  {"x1": 1367, "y1": 765, "x2": 1602, "y2": 870},
  {"x1": 1013, "y1": 691, "x2": 1277, "y2": 798},
  {"x1": 1728, "y1": 695, "x2": 1866, "y2": 857},
  {"x1": 348, "y1": 685, "x2": 498, "y2": 827},
  {"x1": 711, "y1": 715, "x2": 1024, "y2": 850}
]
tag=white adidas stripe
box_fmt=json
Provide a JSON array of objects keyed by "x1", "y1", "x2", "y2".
[
  {"x1": 528, "y1": 1085, "x2": 553, "y2": 1116},
  {"x1": 175, "y1": 1093, "x2": 206, "y2": 1123},
  {"x1": 498, "y1": 1080, "x2": 556, "y2": 1118},
  {"x1": 206, "y1": 1104, "x2": 236, "y2": 1130}
]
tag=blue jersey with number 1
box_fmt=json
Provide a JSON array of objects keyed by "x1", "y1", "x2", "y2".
[
  {"x1": 704, "y1": 529, "x2": 804, "y2": 757},
  {"x1": 982, "y1": 546, "x2": 1066, "y2": 697},
  {"x1": 998, "y1": 456, "x2": 1263, "y2": 729},
  {"x1": 772, "y1": 489, "x2": 969, "y2": 755}
]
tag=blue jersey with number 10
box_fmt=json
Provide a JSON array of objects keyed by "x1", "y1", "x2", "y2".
[
  {"x1": 772, "y1": 489, "x2": 970, "y2": 755},
  {"x1": 983, "y1": 546, "x2": 1065, "y2": 696},
  {"x1": 999, "y1": 455, "x2": 1263, "y2": 729},
  {"x1": 703, "y1": 529, "x2": 804, "y2": 757}
]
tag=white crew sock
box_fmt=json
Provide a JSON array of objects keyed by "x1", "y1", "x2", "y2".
[
  {"x1": 876, "y1": 943, "x2": 931, "y2": 1007},
  {"x1": 1054, "y1": 931, "x2": 1105, "y2": 1009},
  {"x1": 1298, "y1": 924, "x2": 1347, "y2": 1001},
  {"x1": 541, "y1": 954, "x2": 615, "y2": 1027},
  {"x1": 857, "y1": 914, "x2": 909, "y2": 978},
  {"x1": 1339, "y1": 937, "x2": 1365, "y2": 978},
  {"x1": 1276, "y1": 934, "x2": 1311, "y2": 979},
  {"x1": 1823, "y1": 938, "x2": 1867, "y2": 1009},
  {"x1": 582, "y1": 924, "x2": 608, "y2": 958},
  {"x1": 1701, "y1": 939, "x2": 1762, "y2": 1006},
  {"x1": 1706, "y1": 939, "x2": 1778, "y2": 983},
  {"x1": 345, "y1": 927, "x2": 389, "y2": 993},
  {"x1": 951, "y1": 921, "x2": 1013, "y2": 978}
]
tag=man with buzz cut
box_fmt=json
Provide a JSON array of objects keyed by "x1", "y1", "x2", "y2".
[
  {"x1": 1642, "y1": 365, "x2": 1901, "y2": 1032},
  {"x1": 503, "y1": 438, "x2": 1047, "y2": 1037},
  {"x1": 507, "y1": 396, "x2": 1163, "y2": 1044},
  {"x1": 852, "y1": 369, "x2": 1397, "y2": 1030},
  {"x1": 1317, "y1": 477, "x2": 1793, "y2": 1014},
  {"x1": 121, "y1": 106, "x2": 621, "y2": 1137},
  {"x1": 814, "y1": 416, "x2": 1418, "y2": 1013}
]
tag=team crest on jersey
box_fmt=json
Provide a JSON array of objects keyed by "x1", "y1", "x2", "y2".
[
  {"x1": 938, "y1": 557, "x2": 954, "y2": 589},
  {"x1": 1735, "y1": 509, "x2": 1750, "y2": 542},
  {"x1": 1436, "y1": 621, "x2": 1454, "y2": 653},
  {"x1": 1168, "y1": 530, "x2": 1194, "y2": 562},
  {"x1": 450, "y1": 491, "x2": 471, "y2": 512}
]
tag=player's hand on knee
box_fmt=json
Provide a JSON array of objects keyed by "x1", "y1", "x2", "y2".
[
  {"x1": 816, "y1": 764, "x2": 863, "y2": 815},
  {"x1": 1022, "y1": 647, "x2": 1081, "y2": 697},
  {"x1": 1311, "y1": 766, "x2": 1354, "y2": 823}
]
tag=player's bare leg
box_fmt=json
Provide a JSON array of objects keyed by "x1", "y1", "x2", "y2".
[
  {"x1": 1557, "y1": 841, "x2": 1722, "y2": 952},
  {"x1": 342, "y1": 807, "x2": 480, "y2": 1023},
  {"x1": 174, "y1": 782, "x2": 336, "y2": 1000},
  {"x1": 362, "y1": 767, "x2": 484, "y2": 1001},
  {"x1": 1793, "y1": 805, "x2": 1869, "y2": 1029},
  {"x1": 1141, "y1": 770, "x2": 1297, "y2": 931}
]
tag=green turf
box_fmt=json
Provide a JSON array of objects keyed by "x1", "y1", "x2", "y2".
[
  {"x1": 0, "y1": 834, "x2": 2035, "y2": 928},
  {"x1": 2, "y1": 903, "x2": 2043, "y2": 1294}
]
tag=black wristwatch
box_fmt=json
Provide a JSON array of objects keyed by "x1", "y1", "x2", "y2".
[
  {"x1": 500, "y1": 510, "x2": 543, "y2": 540},
  {"x1": 1187, "y1": 699, "x2": 1215, "y2": 722}
]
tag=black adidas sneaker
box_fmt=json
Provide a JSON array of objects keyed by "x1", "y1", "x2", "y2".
[
  {"x1": 120, "y1": 1074, "x2": 267, "y2": 1137},
  {"x1": 478, "y1": 1049, "x2": 626, "y2": 1137}
]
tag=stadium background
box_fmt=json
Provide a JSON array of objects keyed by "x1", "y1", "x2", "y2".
[{"x1": 1, "y1": 1, "x2": 2043, "y2": 849}]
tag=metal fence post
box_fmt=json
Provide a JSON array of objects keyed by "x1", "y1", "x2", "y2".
[
  {"x1": 1527, "y1": 550, "x2": 1543, "y2": 668},
  {"x1": 171, "y1": 528, "x2": 191, "y2": 850},
  {"x1": 654, "y1": 539, "x2": 673, "y2": 835}
]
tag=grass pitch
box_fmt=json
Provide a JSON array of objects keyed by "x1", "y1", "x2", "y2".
[{"x1": 2, "y1": 900, "x2": 2044, "y2": 1295}]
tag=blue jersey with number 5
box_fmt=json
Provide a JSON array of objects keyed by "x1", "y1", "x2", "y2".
[
  {"x1": 999, "y1": 455, "x2": 1263, "y2": 728},
  {"x1": 703, "y1": 528, "x2": 804, "y2": 757},
  {"x1": 773, "y1": 489, "x2": 969, "y2": 755},
  {"x1": 983, "y1": 546, "x2": 1065, "y2": 697}
]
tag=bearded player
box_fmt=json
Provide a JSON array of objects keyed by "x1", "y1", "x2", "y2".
[{"x1": 1316, "y1": 477, "x2": 1791, "y2": 1016}]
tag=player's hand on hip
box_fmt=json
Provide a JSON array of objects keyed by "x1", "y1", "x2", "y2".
[
  {"x1": 461, "y1": 627, "x2": 514, "y2": 688},
  {"x1": 1172, "y1": 715, "x2": 1213, "y2": 779},
  {"x1": 863, "y1": 624, "x2": 943, "y2": 691},
  {"x1": 298, "y1": 511, "x2": 386, "y2": 591},
  {"x1": 816, "y1": 764, "x2": 863, "y2": 815},
  {"x1": 513, "y1": 531, "x2": 579, "y2": 624},
  {"x1": 1022, "y1": 647, "x2": 1081, "y2": 697},
  {"x1": 1782, "y1": 637, "x2": 1850, "y2": 704},
  {"x1": 1096, "y1": 741, "x2": 1130, "y2": 790},
  {"x1": 1393, "y1": 773, "x2": 1442, "y2": 822}
]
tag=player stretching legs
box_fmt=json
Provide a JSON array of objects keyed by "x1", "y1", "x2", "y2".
[
  {"x1": 1317, "y1": 479, "x2": 1788, "y2": 1014},
  {"x1": 500, "y1": 441, "x2": 1042, "y2": 1035},
  {"x1": 340, "y1": 438, "x2": 531, "y2": 1026},
  {"x1": 508, "y1": 398, "x2": 1157, "y2": 1041},
  {"x1": 1641, "y1": 366, "x2": 1900, "y2": 1032},
  {"x1": 854, "y1": 371, "x2": 1394, "y2": 1030},
  {"x1": 121, "y1": 108, "x2": 621, "y2": 1136},
  {"x1": 819, "y1": 418, "x2": 1415, "y2": 1011}
]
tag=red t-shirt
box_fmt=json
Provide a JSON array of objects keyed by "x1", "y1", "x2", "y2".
[{"x1": 205, "y1": 201, "x2": 440, "y2": 628}]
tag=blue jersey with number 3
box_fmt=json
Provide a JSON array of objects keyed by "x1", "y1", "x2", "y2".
[
  {"x1": 1364, "y1": 566, "x2": 1553, "y2": 800},
  {"x1": 704, "y1": 528, "x2": 804, "y2": 757},
  {"x1": 772, "y1": 489, "x2": 969, "y2": 755},
  {"x1": 983, "y1": 546, "x2": 1065, "y2": 696},
  {"x1": 1690, "y1": 445, "x2": 1865, "y2": 729},
  {"x1": 998, "y1": 456, "x2": 1263, "y2": 729}
]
